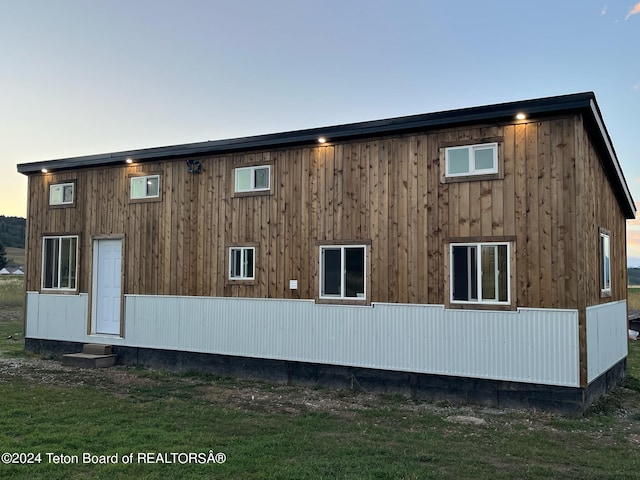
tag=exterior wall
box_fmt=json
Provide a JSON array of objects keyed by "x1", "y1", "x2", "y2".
[
  {"x1": 23, "y1": 115, "x2": 610, "y2": 312},
  {"x1": 586, "y1": 301, "x2": 628, "y2": 383},
  {"x1": 25, "y1": 292, "x2": 580, "y2": 387}
]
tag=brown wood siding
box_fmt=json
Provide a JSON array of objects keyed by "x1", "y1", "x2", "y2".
[{"x1": 23, "y1": 115, "x2": 628, "y2": 312}]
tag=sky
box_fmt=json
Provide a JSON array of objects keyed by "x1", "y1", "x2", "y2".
[{"x1": 1, "y1": 0, "x2": 639, "y2": 264}]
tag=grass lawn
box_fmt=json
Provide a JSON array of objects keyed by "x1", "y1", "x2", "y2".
[
  {"x1": 1, "y1": 283, "x2": 640, "y2": 478},
  {"x1": 629, "y1": 287, "x2": 640, "y2": 311}
]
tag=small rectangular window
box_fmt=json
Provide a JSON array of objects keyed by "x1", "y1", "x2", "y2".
[
  {"x1": 320, "y1": 245, "x2": 366, "y2": 299},
  {"x1": 235, "y1": 166, "x2": 271, "y2": 193},
  {"x1": 130, "y1": 175, "x2": 160, "y2": 199},
  {"x1": 49, "y1": 183, "x2": 74, "y2": 205},
  {"x1": 42, "y1": 235, "x2": 78, "y2": 291},
  {"x1": 450, "y1": 242, "x2": 509, "y2": 304},
  {"x1": 229, "y1": 247, "x2": 255, "y2": 280},
  {"x1": 445, "y1": 143, "x2": 498, "y2": 177},
  {"x1": 600, "y1": 231, "x2": 611, "y2": 295}
]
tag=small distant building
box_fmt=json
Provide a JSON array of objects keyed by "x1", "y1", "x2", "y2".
[{"x1": 0, "y1": 267, "x2": 24, "y2": 275}]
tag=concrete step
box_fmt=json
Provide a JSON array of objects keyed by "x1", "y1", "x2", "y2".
[
  {"x1": 62, "y1": 353, "x2": 117, "y2": 368},
  {"x1": 82, "y1": 343, "x2": 113, "y2": 355}
]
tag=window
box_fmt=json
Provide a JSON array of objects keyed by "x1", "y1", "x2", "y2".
[
  {"x1": 130, "y1": 175, "x2": 160, "y2": 199},
  {"x1": 450, "y1": 242, "x2": 509, "y2": 304},
  {"x1": 229, "y1": 247, "x2": 255, "y2": 280},
  {"x1": 320, "y1": 245, "x2": 366, "y2": 299},
  {"x1": 42, "y1": 235, "x2": 78, "y2": 291},
  {"x1": 445, "y1": 143, "x2": 498, "y2": 177},
  {"x1": 600, "y1": 231, "x2": 611, "y2": 295},
  {"x1": 235, "y1": 165, "x2": 270, "y2": 193},
  {"x1": 49, "y1": 182, "x2": 74, "y2": 205}
]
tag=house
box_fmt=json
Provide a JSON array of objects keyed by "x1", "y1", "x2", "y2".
[{"x1": 17, "y1": 92, "x2": 637, "y2": 412}]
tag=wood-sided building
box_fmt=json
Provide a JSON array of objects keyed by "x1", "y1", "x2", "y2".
[{"x1": 18, "y1": 92, "x2": 636, "y2": 412}]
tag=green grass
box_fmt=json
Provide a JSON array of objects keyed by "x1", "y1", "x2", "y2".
[
  {"x1": 0, "y1": 276, "x2": 24, "y2": 309},
  {"x1": 629, "y1": 287, "x2": 640, "y2": 311},
  {"x1": 1, "y1": 290, "x2": 640, "y2": 478}
]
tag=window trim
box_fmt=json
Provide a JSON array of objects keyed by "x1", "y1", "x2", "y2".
[
  {"x1": 49, "y1": 181, "x2": 76, "y2": 207},
  {"x1": 447, "y1": 240, "x2": 513, "y2": 308},
  {"x1": 600, "y1": 228, "x2": 612, "y2": 297},
  {"x1": 445, "y1": 142, "x2": 499, "y2": 178},
  {"x1": 318, "y1": 244, "x2": 367, "y2": 301},
  {"x1": 41, "y1": 234, "x2": 79, "y2": 292},
  {"x1": 129, "y1": 173, "x2": 162, "y2": 202},
  {"x1": 234, "y1": 165, "x2": 271, "y2": 194},
  {"x1": 228, "y1": 246, "x2": 256, "y2": 281}
]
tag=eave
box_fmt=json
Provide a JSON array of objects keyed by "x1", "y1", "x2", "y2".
[{"x1": 16, "y1": 91, "x2": 636, "y2": 219}]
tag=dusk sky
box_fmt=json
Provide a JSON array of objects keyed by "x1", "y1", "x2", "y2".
[{"x1": 1, "y1": 1, "x2": 639, "y2": 264}]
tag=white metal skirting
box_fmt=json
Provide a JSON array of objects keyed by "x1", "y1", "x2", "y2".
[
  {"x1": 25, "y1": 292, "x2": 581, "y2": 387},
  {"x1": 586, "y1": 300, "x2": 628, "y2": 383}
]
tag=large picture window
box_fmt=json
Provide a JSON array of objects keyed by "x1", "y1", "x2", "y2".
[
  {"x1": 600, "y1": 231, "x2": 611, "y2": 295},
  {"x1": 234, "y1": 165, "x2": 270, "y2": 193},
  {"x1": 445, "y1": 143, "x2": 498, "y2": 177},
  {"x1": 450, "y1": 242, "x2": 509, "y2": 304},
  {"x1": 42, "y1": 235, "x2": 78, "y2": 291},
  {"x1": 319, "y1": 245, "x2": 366, "y2": 299},
  {"x1": 229, "y1": 247, "x2": 255, "y2": 280}
]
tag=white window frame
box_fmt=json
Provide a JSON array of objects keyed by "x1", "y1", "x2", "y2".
[
  {"x1": 600, "y1": 231, "x2": 611, "y2": 295},
  {"x1": 234, "y1": 165, "x2": 271, "y2": 193},
  {"x1": 49, "y1": 182, "x2": 74, "y2": 206},
  {"x1": 41, "y1": 235, "x2": 79, "y2": 291},
  {"x1": 319, "y1": 245, "x2": 366, "y2": 300},
  {"x1": 229, "y1": 246, "x2": 255, "y2": 280},
  {"x1": 130, "y1": 174, "x2": 160, "y2": 199},
  {"x1": 449, "y1": 242, "x2": 510, "y2": 305},
  {"x1": 445, "y1": 142, "x2": 498, "y2": 177}
]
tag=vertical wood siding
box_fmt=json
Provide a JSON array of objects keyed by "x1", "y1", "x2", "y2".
[{"x1": 24, "y1": 114, "x2": 628, "y2": 312}]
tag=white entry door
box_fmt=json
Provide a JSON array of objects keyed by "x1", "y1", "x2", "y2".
[{"x1": 93, "y1": 239, "x2": 122, "y2": 335}]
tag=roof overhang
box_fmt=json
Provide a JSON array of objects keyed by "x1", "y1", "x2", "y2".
[{"x1": 16, "y1": 91, "x2": 636, "y2": 219}]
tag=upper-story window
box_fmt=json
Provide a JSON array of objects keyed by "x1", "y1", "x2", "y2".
[
  {"x1": 234, "y1": 165, "x2": 270, "y2": 193},
  {"x1": 445, "y1": 143, "x2": 498, "y2": 177},
  {"x1": 130, "y1": 175, "x2": 160, "y2": 200},
  {"x1": 49, "y1": 182, "x2": 74, "y2": 206}
]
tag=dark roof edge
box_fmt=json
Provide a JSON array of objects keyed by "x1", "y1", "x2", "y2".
[
  {"x1": 16, "y1": 91, "x2": 636, "y2": 218},
  {"x1": 586, "y1": 99, "x2": 636, "y2": 219}
]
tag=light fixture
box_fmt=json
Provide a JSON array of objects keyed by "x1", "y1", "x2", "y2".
[
  {"x1": 125, "y1": 158, "x2": 133, "y2": 164},
  {"x1": 318, "y1": 137, "x2": 327, "y2": 144},
  {"x1": 515, "y1": 112, "x2": 527, "y2": 120},
  {"x1": 41, "y1": 168, "x2": 48, "y2": 173}
]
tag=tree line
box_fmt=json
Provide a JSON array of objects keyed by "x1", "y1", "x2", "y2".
[{"x1": 0, "y1": 215, "x2": 26, "y2": 249}]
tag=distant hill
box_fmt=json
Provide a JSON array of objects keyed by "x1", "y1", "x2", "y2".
[
  {"x1": 0, "y1": 215, "x2": 26, "y2": 248},
  {"x1": 630, "y1": 268, "x2": 640, "y2": 287}
]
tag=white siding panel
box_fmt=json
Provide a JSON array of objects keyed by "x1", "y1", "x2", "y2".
[
  {"x1": 122, "y1": 296, "x2": 579, "y2": 387},
  {"x1": 24, "y1": 293, "x2": 580, "y2": 386},
  {"x1": 587, "y1": 300, "x2": 628, "y2": 383},
  {"x1": 25, "y1": 292, "x2": 89, "y2": 342}
]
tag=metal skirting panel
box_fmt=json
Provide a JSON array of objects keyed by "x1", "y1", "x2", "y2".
[
  {"x1": 586, "y1": 300, "x2": 628, "y2": 383},
  {"x1": 123, "y1": 295, "x2": 580, "y2": 387},
  {"x1": 25, "y1": 292, "x2": 89, "y2": 342},
  {"x1": 24, "y1": 292, "x2": 580, "y2": 386}
]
